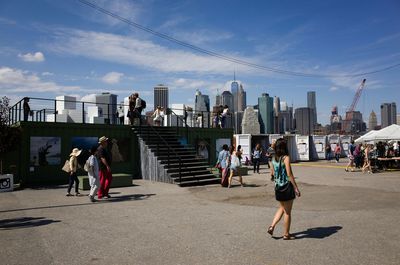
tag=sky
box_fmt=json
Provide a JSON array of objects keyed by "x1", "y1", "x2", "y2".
[{"x1": 0, "y1": 0, "x2": 399, "y2": 125}]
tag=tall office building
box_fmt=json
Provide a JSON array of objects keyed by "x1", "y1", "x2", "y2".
[
  {"x1": 95, "y1": 92, "x2": 117, "y2": 124},
  {"x1": 368, "y1": 110, "x2": 377, "y2": 131},
  {"x1": 273, "y1": 96, "x2": 281, "y2": 133},
  {"x1": 380, "y1": 102, "x2": 397, "y2": 128},
  {"x1": 343, "y1": 111, "x2": 366, "y2": 134},
  {"x1": 307, "y1": 91, "x2": 317, "y2": 125},
  {"x1": 258, "y1": 93, "x2": 274, "y2": 134},
  {"x1": 154, "y1": 84, "x2": 169, "y2": 110},
  {"x1": 194, "y1": 90, "x2": 210, "y2": 112},
  {"x1": 294, "y1": 107, "x2": 315, "y2": 135},
  {"x1": 230, "y1": 79, "x2": 246, "y2": 112},
  {"x1": 221, "y1": 91, "x2": 234, "y2": 110},
  {"x1": 215, "y1": 93, "x2": 221, "y2": 106}
]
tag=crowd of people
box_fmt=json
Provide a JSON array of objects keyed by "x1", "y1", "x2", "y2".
[
  {"x1": 64, "y1": 135, "x2": 113, "y2": 202},
  {"x1": 344, "y1": 140, "x2": 400, "y2": 173},
  {"x1": 212, "y1": 105, "x2": 230, "y2": 129}
]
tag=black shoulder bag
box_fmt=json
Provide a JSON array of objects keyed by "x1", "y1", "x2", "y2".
[{"x1": 275, "y1": 156, "x2": 296, "y2": 201}]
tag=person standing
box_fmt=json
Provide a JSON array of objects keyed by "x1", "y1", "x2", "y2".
[
  {"x1": 267, "y1": 138, "x2": 301, "y2": 240},
  {"x1": 118, "y1": 105, "x2": 125, "y2": 125},
  {"x1": 97, "y1": 136, "x2": 112, "y2": 199},
  {"x1": 23, "y1": 97, "x2": 31, "y2": 122},
  {"x1": 216, "y1": 144, "x2": 230, "y2": 187},
  {"x1": 228, "y1": 145, "x2": 244, "y2": 188},
  {"x1": 353, "y1": 143, "x2": 362, "y2": 169},
  {"x1": 345, "y1": 141, "x2": 355, "y2": 172},
  {"x1": 66, "y1": 148, "x2": 81, "y2": 197},
  {"x1": 220, "y1": 105, "x2": 229, "y2": 129},
  {"x1": 134, "y1": 92, "x2": 143, "y2": 126},
  {"x1": 362, "y1": 144, "x2": 372, "y2": 174},
  {"x1": 334, "y1": 143, "x2": 341, "y2": 163},
  {"x1": 128, "y1": 94, "x2": 136, "y2": 125},
  {"x1": 152, "y1": 106, "x2": 162, "y2": 126},
  {"x1": 326, "y1": 145, "x2": 332, "y2": 162},
  {"x1": 87, "y1": 146, "x2": 100, "y2": 202},
  {"x1": 253, "y1": 144, "x2": 262, "y2": 174}
]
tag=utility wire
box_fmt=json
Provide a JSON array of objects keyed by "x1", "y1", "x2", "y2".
[{"x1": 78, "y1": 0, "x2": 400, "y2": 78}]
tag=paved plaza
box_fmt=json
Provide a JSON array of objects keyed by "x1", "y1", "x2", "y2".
[{"x1": 1, "y1": 160, "x2": 399, "y2": 265}]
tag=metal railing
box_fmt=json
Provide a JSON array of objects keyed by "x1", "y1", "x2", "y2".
[
  {"x1": 8, "y1": 96, "x2": 236, "y2": 131},
  {"x1": 136, "y1": 124, "x2": 183, "y2": 183}
]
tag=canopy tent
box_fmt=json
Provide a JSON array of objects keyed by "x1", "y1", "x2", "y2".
[
  {"x1": 354, "y1": 130, "x2": 377, "y2": 143},
  {"x1": 361, "y1": 124, "x2": 400, "y2": 142}
]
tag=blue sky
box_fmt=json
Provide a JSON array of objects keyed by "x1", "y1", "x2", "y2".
[{"x1": 0, "y1": 0, "x2": 399, "y2": 125}]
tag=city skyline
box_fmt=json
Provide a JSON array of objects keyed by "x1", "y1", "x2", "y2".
[{"x1": 1, "y1": 0, "x2": 399, "y2": 126}]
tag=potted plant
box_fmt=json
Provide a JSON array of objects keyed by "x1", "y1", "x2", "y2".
[{"x1": 0, "y1": 96, "x2": 22, "y2": 191}]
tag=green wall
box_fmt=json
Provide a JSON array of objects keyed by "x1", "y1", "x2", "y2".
[{"x1": 5, "y1": 122, "x2": 233, "y2": 187}]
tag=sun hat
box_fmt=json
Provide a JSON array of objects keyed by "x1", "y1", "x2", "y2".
[
  {"x1": 70, "y1": 148, "x2": 82, "y2": 157},
  {"x1": 98, "y1": 136, "x2": 108, "y2": 144}
]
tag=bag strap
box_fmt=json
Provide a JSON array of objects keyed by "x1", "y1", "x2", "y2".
[{"x1": 277, "y1": 156, "x2": 285, "y2": 182}]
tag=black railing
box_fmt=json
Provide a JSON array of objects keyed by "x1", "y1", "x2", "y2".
[
  {"x1": 136, "y1": 124, "x2": 183, "y2": 183},
  {"x1": 170, "y1": 109, "x2": 218, "y2": 166},
  {"x1": 7, "y1": 96, "x2": 236, "y2": 131}
]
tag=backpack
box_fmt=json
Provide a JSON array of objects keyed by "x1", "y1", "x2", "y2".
[
  {"x1": 83, "y1": 158, "x2": 90, "y2": 172},
  {"x1": 140, "y1": 99, "x2": 146, "y2": 110}
]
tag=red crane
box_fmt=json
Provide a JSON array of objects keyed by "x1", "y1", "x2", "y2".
[{"x1": 341, "y1": 79, "x2": 366, "y2": 134}]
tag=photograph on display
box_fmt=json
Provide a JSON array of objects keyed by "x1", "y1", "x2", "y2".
[
  {"x1": 71, "y1": 137, "x2": 130, "y2": 163},
  {"x1": 196, "y1": 138, "x2": 210, "y2": 161},
  {"x1": 109, "y1": 137, "x2": 130, "y2": 162},
  {"x1": 215, "y1": 138, "x2": 231, "y2": 156},
  {"x1": 30, "y1": 137, "x2": 61, "y2": 166}
]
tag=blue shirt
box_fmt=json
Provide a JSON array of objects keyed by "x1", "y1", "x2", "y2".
[
  {"x1": 217, "y1": 150, "x2": 229, "y2": 169},
  {"x1": 272, "y1": 156, "x2": 289, "y2": 188},
  {"x1": 253, "y1": 150, "x2": 262, "y2": 159}
]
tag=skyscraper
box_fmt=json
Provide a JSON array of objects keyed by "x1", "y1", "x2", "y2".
[
  {"x1": 154, "y1": 84, "x2": 169, "y2": 110},
  {"x1": 368, "y1": 110, "x2": 377, "y2": 131},
  {"x1": 194, "y1": 90, "x2": 210, "y2": 112},
  {"x1": 380, "y1": 102, "x2": 397, "y2": 128},
  {"x1": 230, "y1": 78, "x2": 246, "y2": 112},
  {"x1": 258, "y1": 93, "x2": 274, "y2": 134},
  {"x1": 294, "y1": 107, "x2": 315, "y2": 135},
  {"x1": 307, "y1": 91, "x2": 317, "y2": 125},
  {"x1": 273, "y1": 96, "x2": 281, "y2": 133},
  {"x1": 221, "y1": 91, "x2": 234, "y2": 110}
]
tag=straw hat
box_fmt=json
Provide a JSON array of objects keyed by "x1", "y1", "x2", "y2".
[
  {"x1": 70, "y1": 148, "x2": 82, "y2": 157},
  {"x1": 98, "y1": 136, "x2": 108, "y2": 144}
]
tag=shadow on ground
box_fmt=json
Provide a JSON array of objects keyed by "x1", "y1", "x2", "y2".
[
  {"x1": 0, "y1": 217, "x2": 61, "y2": 230},
  {"x1": 292, "y1": 226, "x2": 343, "y2": 239},
  {"x1": 0, "y1": 193, "x2": 156, "y2": 213}
]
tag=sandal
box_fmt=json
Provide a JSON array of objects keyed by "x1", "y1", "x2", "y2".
[
  {"x1": 267, "y1": 226, "x2": 274, "y2": 236},
  {"x1": 283, "y1": 234, "x2": 295, "y2": 240}
]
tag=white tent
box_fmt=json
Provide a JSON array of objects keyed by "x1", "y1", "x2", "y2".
[
  {"x1": 362, "y1": 124, "x2": 400, "y2": 142},
  {"x1": 354, "y1": 130, "x2": 377, "y2": 143}
]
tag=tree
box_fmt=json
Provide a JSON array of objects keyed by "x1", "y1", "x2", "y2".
[{"x1": 0, "y1": 96, "x2": 21, "y2": 174}]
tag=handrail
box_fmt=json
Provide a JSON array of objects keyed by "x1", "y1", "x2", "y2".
[
  {"x1": 170, "y1": 109, "x2": 218, "y2": 166},
  {"x1": 135, "y1": 124, "x2": 183, "y2": 183}
]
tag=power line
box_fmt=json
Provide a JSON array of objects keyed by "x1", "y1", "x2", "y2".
[{"x1": 78, "y1": 0, "x2": 400, "y2": 78}]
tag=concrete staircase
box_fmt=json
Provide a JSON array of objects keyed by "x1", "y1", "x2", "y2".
[{"x1": 133, "y1": 126, "x2": 220, "y2": 186}]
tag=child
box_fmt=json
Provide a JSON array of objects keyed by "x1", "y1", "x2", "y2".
[{"x1": 88, "y1": 146, "x2": 100, "y2": 202}]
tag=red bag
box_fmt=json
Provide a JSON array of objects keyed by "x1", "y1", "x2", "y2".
[{"x1": 221, "y1": 168, "x2": 230, "y2": 187}]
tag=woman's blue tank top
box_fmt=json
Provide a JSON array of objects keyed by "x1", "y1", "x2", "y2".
[{"x1": 272, "y1": 156, "x2": 289, "y2": 187}]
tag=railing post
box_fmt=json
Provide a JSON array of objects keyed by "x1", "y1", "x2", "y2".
[
  {"x1": 107, "y1": 103, "x2": 110, "y2": 124},
  {"x1": 82, "y1": 102, "x2": 85, "y2": 124},
  {"x1": 18, "y1": 102, "x2": 21, "y2": 122},
  {"x1": 201, "y1": 111, "x2": 204, "y2": 128},
  {"x1": 54, "y1": 99, "x2": 57, "y2": 123}
]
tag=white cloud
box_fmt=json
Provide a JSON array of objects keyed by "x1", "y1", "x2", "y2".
[
  {"x1": 0, "y1": 66, "x2": 79, "y2": 93},
  {"x1": 102, "y1": 71, "x2": 124, "y2": 84},
  {"x1": 18, "y1": 52, "x2": 45, "y2": 62},
  {"x1": 329, "y1": 86, "x2": 338, "y2": 91},
  {"x1": 44, "y1": 28, "x2": 260, "y2": 75},
  {"x1": 42, "y1": 72, "x2": 54, "y2": 76}
]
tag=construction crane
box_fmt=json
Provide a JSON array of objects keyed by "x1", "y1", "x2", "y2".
[{"x1": 341, "y1": 79, "x2": 366, "y2": 134}]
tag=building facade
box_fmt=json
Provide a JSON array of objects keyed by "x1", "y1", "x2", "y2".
[
  {"x1": 380, "y1": 102, "x2": 397, "y2": 128},
  {"x1": 154, "y1": 84, "x2": 169, "y2": 110},
  {"x1": 368, "y1": 110, "x2": 378, "y2": 131},
  {"x1": 258, "y1": 93, "x2": 274, "y2": 134},
  {"x1": 294, "y1": 107, "x2": 315, "y2": 135},
  {"x1": 307, "y1": 91, "x2": 317, "y2": 125}
]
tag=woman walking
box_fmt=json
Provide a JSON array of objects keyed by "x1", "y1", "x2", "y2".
[
  {"x1": 267, "y1": 138, "x2": 301, "y2": 240},
  {"x1": 216, "y1": 144, "x2": 230, "y2": 187},
  {"x1": 362, "y1": 144, "x2": 372, "y2": 174},
  {"x1": 228, "y1": 145, "x2": 244, "y2": 188},
  {"x1": 253, "y1": 144, "x2": 262, "y2": 173},
  {"x1": 334, "y1": 143, "x2": 341, "y2": 163},
  {"x1": 66, "y1": 148, "x2": 81, "y2": 196}
]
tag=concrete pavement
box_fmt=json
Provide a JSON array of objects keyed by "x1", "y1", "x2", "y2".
[{"x1": 1, "y1": 160, "x2": 399, "y2": 265}]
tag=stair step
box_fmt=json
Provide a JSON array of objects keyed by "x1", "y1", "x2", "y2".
[
  {"x1": 159, "y1": 158, "x2": 207, "y2": 164},
  {"x1": 164, "y1": 161, "x2": 209, "y2": 168},
  {"x1": 168, "y1": 168, "x2": 210, "y2": 175},
  {"x1": 174, "y1": 176, "x2": 221, "y2": 187}
]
